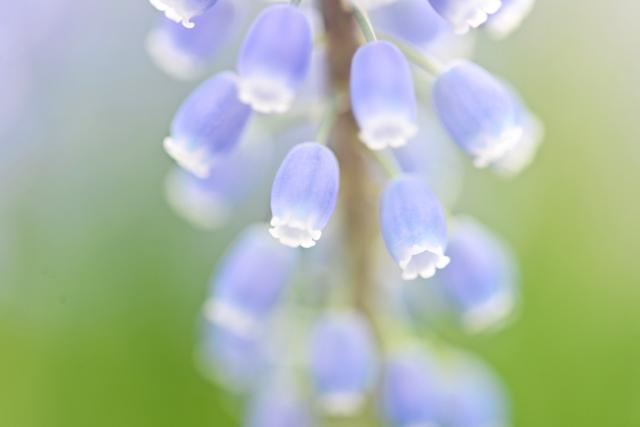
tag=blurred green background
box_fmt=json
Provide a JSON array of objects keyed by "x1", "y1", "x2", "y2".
[{"x1": 1, "y1": 1, "x2": 639, "y2": 426}]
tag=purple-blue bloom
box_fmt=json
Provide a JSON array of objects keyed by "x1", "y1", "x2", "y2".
[
  {"x1": 437, "y1": 217, "x2": 517, "y2": 332},
  {"x1": 246, "y1": 383, "x2": 314, "y2": 427},
  {"x1": 350, "y1": 41, "x2": 417, "y2": 150},
  {"x1": 205, "y1": 225, "x2": 298, "y2": 336},
  {"x1": 433, "y1": 61, "x2": 522, "y2": 168},
  {"x1": 237, "y1": 4, "x2": 312, "y2": 114},
  {"x1": 270, "y1": 142, "x2": 340, "y2": 248},
  {"x1": 163, "y1": 71, "x2": 252, "y2": 178},
  {"x1": 428, "y1": 0, "x2": 503, "y2": 34},
  {"x1": 146, "y1": 0, "x2": 237, "y2": 80},
  {"x1": 382, "y1": 349, "x2": 443, "y2": 427},
  {"x1": 485, "y1": 0, "x2": 535, "y2": 38},
  {"x1": 380, "y1": 175, "x2": 449, "y2": 280},
  {"x1": 310, "y1": 311, "x2": 377, "y2": 415},
  {"x1": 149, "y1": 0, "x2": 218, "y2": 28}
]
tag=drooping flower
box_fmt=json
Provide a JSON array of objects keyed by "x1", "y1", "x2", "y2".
[
  {"x1": 148, "y1": 0, "x2": 219, "y2": 28},
  {"x1": 432, "y1": 61, "x2": 522, "y2": 168},
  {"x1": 163, "y1": 71, "x2": 252, "y2": 177},
  {"x1": 146, "y1": 0, "x2": 238, "y2": 80},
  {"x1": 237, "y1": 4, "x2": 312, "y2": 114},
  {"x1": 428, "y1": 0, "x2": 503, "y2": 34},
  {"x1": 270, "y1": 142, "x2": 340, "y2": 249},
  {"x1": 309, "y1": 311, "x2": 377, "y2": 415},
  {"x1": 204, "y1": 225, "x2": 298, "y2": 336},
  {"x1": 441, "y1": 352, "x2": 509, "y2": 427},
  {"x1": 350, "y1": 41, "x2": 417, "y2": 150},
  {"x1": 485, "y1": 0, "x2": 535, "y2": 39},
  {"x1": 381, "y1": 349, "x2": 444, "y2": 427},
  {"x1": 380, "y1": 175, "x2": 449, "y2": 280},
  {"x1": 437, "y1": 217, "x2": 518, "y2": 332}
]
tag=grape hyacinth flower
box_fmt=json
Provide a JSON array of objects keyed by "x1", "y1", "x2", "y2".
[
  {"x1": 247, "y1": 383, "x2": 314, "y2": 427},
  {"x1": 485, "y1": 0, "x2": 535, "y2": 38},
  {"x1": 438, "y1": 217, "x2": 517, "y2": 332},
  {"x1": 381, "y1": 175, "x2": 450, "y2": 280},
  {"x1": 310, "y1": 312, "x2": 377, "y2": 415},
  {"x1": 382, "y1": 349, "x2": 443, "y2": 427},
  {"x1": 204, "y1": 225, "x2": 298, "y2": 336},
  {"x1": 433, "y1": 61, "x2": 523, "y2": 168},
  {"x1": 428, "y1": 0, "x2": 503, "y2": 34},
  {"x1": 163, "y1": 71, "x2": 252, "y2": 177},
  {"x1": 148, "y1": 0, "x2": 218, "y2": 28},
  {"x1": 146, "y1": 0, "x2": 237, "y2": 80},
  {"x1": 237, "y1": 5, "x2": 312, "y2": 114},
  {"x1": 270, "y1": 142, "x2": 339, "y2": 249},
  {"x1": 350, "y1": 41, "x2": 418, "y2": 150}
]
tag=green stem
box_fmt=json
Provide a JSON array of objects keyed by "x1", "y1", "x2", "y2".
[
  {"x1": 290, "y1": 0, "x2": 303, "y2": 6},
  {"x1": 380, "y1": 32, "x2": 445, "y2": 76},
  {"x1": 352, "y1": 6, "x2": 377, "y2": 42},
  {"x1": 371, "y1": 149, "x2": 401, "y2": 177}
]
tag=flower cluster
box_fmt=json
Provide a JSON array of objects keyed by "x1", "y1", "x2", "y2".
[{"x1": 146, "y1": 0, "x2": 542, "y2": 425}]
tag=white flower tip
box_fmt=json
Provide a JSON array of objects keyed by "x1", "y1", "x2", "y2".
[
  {"x1": 269, "y1": 216, "x2": 321, "y2": 248},
  {"x1": 203, "y1": 298, "x2": 255, "y2": 337},
  {"x1": 472, "y1": 126, "x2": 523, "y2": 169},
  {"x1": 319, "y1": 392, "x2": 365, "y2": 417},
  {"x1": 146, "y1": 31, "x2": 201, "y2": 80},
  {"x1": 358, "y1": 116, "x2": 417, "y2": 151},
  {"x1": 399, "y1": 245, "x2": 450, "y2": 280},
  {"x1": 237, "y1": 76, "x2": 294, "y2": 114},
  {"x1": 163, "y1": 136, "x2": 211, "y2": 178},
  {"x1": 454, "y1": 0, "x2": 503, "y2": 33},
  {"x1": 462, "y1": 292, "x2": 515, "y2": 333},
  {"x1": 149, "y1": 0, "x2": 196, "y2": 28}
]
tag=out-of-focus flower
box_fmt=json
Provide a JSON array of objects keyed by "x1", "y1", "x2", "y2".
[
  {"x1": 485, "y1": 0, "x2": 535, "y2": 39},
  {"x1": 309, "y1": 311, "x2": 377, "y2": 415},
  {"x1": 237, "y1": 5, "x2": 313, "y2": 114},
  {"x1": 204, "y1": 225, "x2": 298, "y2": 336},
  {"x1": 350, "y1": 41, "x2": 417, "y2": 150},
  {"x1": 146, "y1": 0, "x2": 238, "y2": 80},
  {"x1": 433, "y1": 61, "x2": 522, "y2": 168},
  {"x1": 380, "y1": 175, "x2": 449, "y2": 280},
  {"x1": 148, "y1": 0, "x2": 218, "y2": 28},
  {"x1": 163, "y1": 72, "x2": 253, "y2": 177},
  {"x1": 437, "y1": 217, "x2": 518, "y2": 332},
  {"x1": 381, "y1": 348, "x2": 443, "y2": 427},
  {"x1": 441, "y1": 351, "x2": 509, "y2": 427},
  {"x1": 246, "y1": 383, "x2": 315, "y2": 427},
  {"x1": 428, "y1": 0, "x2": 503, "y2": 34},
  {"x1": 270, "y1": 143, "x2": 340, "y2": 249}
]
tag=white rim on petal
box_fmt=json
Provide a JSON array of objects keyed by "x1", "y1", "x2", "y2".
[
  {"x1": 472, "y1": 125, "x2": 523, "y2": 169},
  {"x1": 148, "y1": 0, "x2": 196, "y2": 28},
  {"x1": 269, "y1": 215, "x2": 321, "y2": 248},
  {"x1": 237, "y1": 75, "x2": 295, "y2": 114},
  {"x1": 399, "y1": 244, "x2": 450, "y2": 280},
  {"x1": 203, "y1": 298, "x2": 256, "y2": 337},
  {"x1": 163, "y1": 136, "x2": 212, "y2": 178},
  {"x1": 146, "y1": 30, "x2": 202, "y2": 80},
  {"x1": 485, "y1": 0, "x2": 535, "y2": 38},
  {"x1": 452, "y1": 0, "x2": 503, "y2": 34},
  {"x1": 319, "y1": 392, "x2": 365, "y2": 417},
  {"x1": 462, "y1": 291, "x2": 515, "y2": 333},
  {"x1": 358, "y1": 115, "x2": 418, "y2": 151}
]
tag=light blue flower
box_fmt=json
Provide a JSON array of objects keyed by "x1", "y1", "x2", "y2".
[
  {"x1": 310, "y1": 311, "x2": 377, "y2": 415},
  {"x1": 163, "y1": 71, "x2": 252, "y2": 177},
  {"x1": 433, "y1": 61, "x2": 522, "y2": 168},
  {"x1": 485, "y1": 0, "x2": 535, "y2": 38},
  {"x1": 148, "y1": 0, "x2": 219, "y2": 28},
  {"x1": 270, "y1": 142, "x2": 340, "y2": 248},
  {"x1": 146, "y1": 0, "x2": 237, "y2": 80},
  {"x1": 428, "y1": 0, "x2": 503, "y2": 34},
  {"x1": 350, "y1": 41, "x2": 417, "y2": 150},
  {"x1": 205, "y1": 225, "x2": 298, "y2": 336},
  {"x1": 437, "y1": 217, "x2": 518, "y2": 332},
  {"x1": 246, "y1": 383, "x2": 314, "y2": 427},
  {"x1": 441, "y1": 352, "x2": 509, "y2": 427},
  {"x1": 380, "y1": 175, "x2": 449, "y2": 280},
  {"x1": 382, "y1": 349, "x2": 444, "y2": 427},
  {"x1": 237, "y1": 4, "x2": 312, "y2": 114}
]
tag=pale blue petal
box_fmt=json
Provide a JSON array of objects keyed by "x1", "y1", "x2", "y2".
[
  {"x1": 149, "y1": 0, "x2": 219, "y2": 28},
  {"x1": 428, "y1": 0, "x2": 503, "y2": 33}
]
